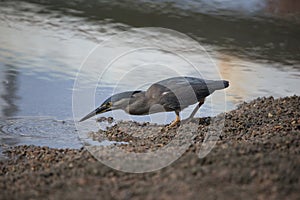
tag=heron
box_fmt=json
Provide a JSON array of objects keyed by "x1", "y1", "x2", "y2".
[{"x1": 79, "y1": 76, "x2": 229, "y2": 127}]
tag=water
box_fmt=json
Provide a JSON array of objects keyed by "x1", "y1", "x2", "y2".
[{"x1": 0, "y1": 0, "x2": 299, "y2": 154}]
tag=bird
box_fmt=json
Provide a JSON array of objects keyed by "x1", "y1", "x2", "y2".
[{"x1": 79, "y1": 76, "x2": 229, "y2": 127}]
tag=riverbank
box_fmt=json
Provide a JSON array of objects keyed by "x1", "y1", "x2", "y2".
[{"x1": 1, "y1": 96, "x2": 299, "y2": 200}]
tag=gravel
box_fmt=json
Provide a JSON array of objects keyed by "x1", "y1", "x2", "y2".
[{"x1": 0, "y1": 96, "x2": 299, "y2": 200}]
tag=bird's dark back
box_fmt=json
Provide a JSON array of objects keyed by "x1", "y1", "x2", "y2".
[
  {"x1": 151, "y1": 76, "x2": 228, "y2": 96},
  {"x1": 146, "y1": 76, "x2": 229, "y2": 110}
]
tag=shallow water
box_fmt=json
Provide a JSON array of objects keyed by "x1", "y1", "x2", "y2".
[{"x1": 0, "y1": 0, "x2": 299, "y2": 152}]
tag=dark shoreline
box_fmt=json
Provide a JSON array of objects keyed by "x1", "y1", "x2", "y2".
[{"x1": 1, "y1": 96, "x2": 299, "y2": 200}]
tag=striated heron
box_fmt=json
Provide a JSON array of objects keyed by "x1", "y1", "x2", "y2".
[{"x1": 79, "y1": 76, "x2": 229, "y2": 126}]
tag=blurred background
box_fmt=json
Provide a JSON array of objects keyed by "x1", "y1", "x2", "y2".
[{"x1": 0, "y1": 0, "x2": 299, "y2": 150}]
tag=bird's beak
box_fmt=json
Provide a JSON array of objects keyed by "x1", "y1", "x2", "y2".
[{"x1": 79, "y1": 104, "x2": 112, "y2": 122}]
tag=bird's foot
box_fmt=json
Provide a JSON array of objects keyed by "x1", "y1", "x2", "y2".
[
  {"x1": 168, "y1": 118, "x2": 181, "y2": 127},
  {"x1": 170, "y1": 120, "x2": 180, "y2": 127},
  {"x1": 162, "y1": 117, "x2": 196, "y2": 132},
  {"x1": 161, "y1": 120, "x2": 180, "y2": 132}
]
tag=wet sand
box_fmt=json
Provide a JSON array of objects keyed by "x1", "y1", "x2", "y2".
[{"x1": 1, "y1": 96, "x2": 299, "y2": 200}]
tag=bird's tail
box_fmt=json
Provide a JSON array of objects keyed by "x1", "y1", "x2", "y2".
[{"x1": 206, "y1": 80, "x2": 229, "y2": 92}]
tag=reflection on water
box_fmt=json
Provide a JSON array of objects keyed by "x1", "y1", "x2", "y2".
[
  {"x1": 266, "y1": 0, "x2": 300, "y2": 16},
  {"x1": 218, "y1": 54, "x2": 299, "y2": 104},
  {"x1": 0, "y1": 0, "x2": 299, "y2": 151},
  {"x1": 0, "y1": 65, "x2": 19, "y2": 117},
  {"x1": 4, "y1": 0, "x2": 298, "y2": 65}
]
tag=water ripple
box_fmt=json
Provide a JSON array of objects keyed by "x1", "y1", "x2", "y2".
[{"x1": 0, "y1": 117, "x2": 82, "y2": 149}]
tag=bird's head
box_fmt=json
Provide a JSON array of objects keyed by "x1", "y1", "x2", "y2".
[{"x1": 79, "y1": 90, "x2": 143, "y2": 122}]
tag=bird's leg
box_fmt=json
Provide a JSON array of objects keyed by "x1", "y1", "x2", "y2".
[
  {"x1": 183, "y1": 98, "x2": 205, "y2": 124},
  {"x1": 167, "y1": 111, "x2": 181, "y2": 128}
]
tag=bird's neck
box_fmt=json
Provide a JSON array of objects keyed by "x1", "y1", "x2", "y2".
[{"x1": 121, "y1": 92, "x2": 147, "y2": 115}]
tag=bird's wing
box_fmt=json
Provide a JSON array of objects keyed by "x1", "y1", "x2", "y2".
[
  {"x1": 153, "y1": 76, "x2": 207, "y2": 89},
  {"x1": 146, "y1": 77, "x2": 210, "y2": 110},
  {"x1": 147, "y1": 77, "x2": 210, "y2": 98}
]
